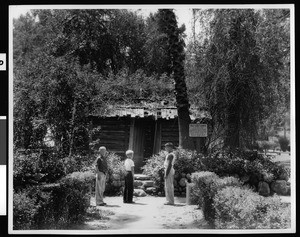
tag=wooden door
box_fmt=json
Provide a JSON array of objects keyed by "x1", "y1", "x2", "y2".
[{"x1": 129, "y1": 118, "x2": 145, "y2": 172}]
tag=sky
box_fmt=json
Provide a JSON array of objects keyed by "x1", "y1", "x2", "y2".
[{"x1": 9, "y1": 6, "x2": 194, "y2": 39}]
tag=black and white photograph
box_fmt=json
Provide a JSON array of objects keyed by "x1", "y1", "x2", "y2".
[{"x1": 8, "y1": 4, "x2": 295, "y2": 234}]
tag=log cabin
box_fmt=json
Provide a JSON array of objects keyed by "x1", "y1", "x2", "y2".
[{"x1": 89, "y1": 104, "x2": 210, "y2": 172}]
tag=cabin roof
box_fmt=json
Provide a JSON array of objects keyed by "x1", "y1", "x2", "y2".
[{"x1": 91, "y1": 103, "x2": 211, "y2": 120}]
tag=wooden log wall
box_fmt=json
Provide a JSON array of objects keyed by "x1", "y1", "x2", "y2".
[
  {"x1": 143, "y1": 119, "x2": 155, "y2": 159},
  {"x1": 160, "y1": 118, "x2": 179, "y2": 149},
  {"x1": 91, "y1": 117, "x2": 130, "y2": 159},
  {"x1": 91, "y1": 116, "x2": 180, "y2": 162}
]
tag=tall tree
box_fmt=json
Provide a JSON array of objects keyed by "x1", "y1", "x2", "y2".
[
  {"x1": 158, "y1": 9, "x2": 195, "y2": 150},
  {"x1": 187, "y1": 9, "x2": 290, "y2": 150}
]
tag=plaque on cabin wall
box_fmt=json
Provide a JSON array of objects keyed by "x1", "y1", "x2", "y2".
[{"x1": 189, "y1": 124, "x2": 207, "y2": 137}]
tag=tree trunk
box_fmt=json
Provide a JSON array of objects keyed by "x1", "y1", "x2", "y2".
[
  {"x1": 224, "y1": 56, "x2": 241, "y2": 149},
  {"x1": 161, "y1": 9, "x2": 195, "y2": 150},
  {"x1": 177, "y1": 107, "x2": 194, "y2": 149},
  {"x1": 69, "y1": 98, "x2": 77, "y2": 157},
  {"x1": 224, "y1": 105, "x2": 240, "y2": 149}
]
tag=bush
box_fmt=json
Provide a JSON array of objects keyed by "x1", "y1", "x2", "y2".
[
  {"x1": 190, "y1": 171, "x2": 218, "y2": 207},
  {"x1": 198, "y1": 149, "x2": 290, "y2": 189},
  {"x1": 62, "y1": 152, "x2": 125, "y2": 196},
  {"x1": 13, "y1": 190, "x2": 39, "y2": 230},
  {"x1": 173, "y1": 148, "x2": 201, "y2": 176},
  {"x1": 105, "y1": 152, "x2": 126, "y2": 195},
  {"x1": 61, "y1": 154, "x2": 95, "y2": 174},
  {"x1": 13, "y1": 151, "x2": 42, "y2": 189},
  {"x1": 44, "y1": 172, "x2": 92, "y2": 228},
  {"x1": 214, "y1": 186, "x2": 291, "y2": 229},
  {"x1": 13, "y1": 171, "x2": 94, "y2": 230},
  {"x1": 13, "y1": 149, "x2": 66, "y2": 190},
  {"x1": 278, "y1": 136, "x2": 289, "y2": 152},
  {"x1": 143, "y1": 148, "x2": 290, "y2": 196},
  {"x1": 142, "y1": 151, "x2": 165, "y2": 194},
  {"x1": 190, "y1": 171, "x2": 242, "y2": 226},
  {"x1": 142, "y1": 149, "x2": 202, "y2": 195}
]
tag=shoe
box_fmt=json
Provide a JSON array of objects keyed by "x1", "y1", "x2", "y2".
[
  {"x1": 164, "y1": 202, "x2": 174, "y2": 205},
  {"x1": 128, "y1": 201, "x2": 135, "y2": 204},
  {"x1": 98, "y1": 202, "x2": 107, "y2": 206}
]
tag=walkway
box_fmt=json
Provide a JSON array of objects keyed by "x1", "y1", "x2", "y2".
[{"x1": 80, "y1": 196, "x2": 208, "y2": 230}]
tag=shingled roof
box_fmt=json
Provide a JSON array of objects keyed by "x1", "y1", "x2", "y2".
[{"x1": 91, "y1": 103, "x2": 211, "y2": 121}]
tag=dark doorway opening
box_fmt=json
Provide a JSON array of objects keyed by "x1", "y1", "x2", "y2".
[{"x1": 130, "y1": 118, "x2": 155, "y2": 173}]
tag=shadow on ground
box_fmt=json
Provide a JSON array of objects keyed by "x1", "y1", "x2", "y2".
[{"x1": 108, "y1": 213, "x2": 142, "y2": 229}]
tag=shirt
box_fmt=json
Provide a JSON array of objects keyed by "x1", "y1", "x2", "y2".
[
  {"x1": 164, "y1": 153, "x2": 175, "y2": 169},
  {"x1": 97, "y1": 155, "x2": 108, "y2": 174},
  {"x1": 124, "y1": 158, "x2": 135, "y2": 171}
]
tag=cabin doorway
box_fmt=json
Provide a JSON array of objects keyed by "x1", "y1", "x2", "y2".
[{"x1": 129, "y1": 118, "x2": 156, "y2": 172}]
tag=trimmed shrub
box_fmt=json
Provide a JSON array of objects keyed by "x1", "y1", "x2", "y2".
[
  {"x1": 44, "y1": 172, "x2": 92, "y2": 228},
  {"x1": 190, "y1": 171, "x2": 218, "y2": 207},
  {"x1": 214, "y1": 186, "x2": 291, "y2": 229},
  {"x1": 190, "y1": 171, "x2": 242, "y2": 226}
]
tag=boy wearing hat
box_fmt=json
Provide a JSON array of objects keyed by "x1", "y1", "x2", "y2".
[{"x1": 164, "y1": 142, "x2": 175, "y2": 205}]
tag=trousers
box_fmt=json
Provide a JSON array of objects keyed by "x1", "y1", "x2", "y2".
[
  {"x1": 95, "y1": 171, "x2": 106, "y2": 205},
  {"x1": 123, "y1": 171, "x2": 134, "y2": 203},
  {"x1": 165, "y1": 168, "x2": 175, "y2": 204}
]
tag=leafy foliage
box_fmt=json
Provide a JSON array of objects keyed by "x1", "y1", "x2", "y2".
[
  {"x1": 13, "y1": 190, "x2": 39, "y2": 230},
  {"x1": 13, "y1": 10, "x2": 178, "y2": 153},
  {"x1": 142, "y1": 151, "x2": 166, "y2": 193},
  {"x1": 13, "y1": 170, "x2": 93, "y2": 230},
  {"x1": 105, "y1": 152, "x2": 126, "y2": 196},
  {"x1": 186, "y1": 9, "x2": 290, "y2": 150},
  {"x1": 214, "y1": 186, "x2": 291, "y2": 229},
  {"x1": 190, "y1": 171, "x2": 241, "y2": 226},
  {"x1": 13, "y1": 149, "x2": 66, "y2": 190},
  {"x1": 278, "y1": 136, "x2": 290, "y2": 152},
  {"x1": 142, "y1": 148, "x2": 289, "y2": 195},
  {"x1": 142, "y1": 149, "x2": 203, "y2": 194},
  {"x1": 199, "y1": 149, "x2": 289, "y2": 187}
]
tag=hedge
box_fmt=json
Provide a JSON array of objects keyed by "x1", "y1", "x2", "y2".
[
  {"x1": 190, "y1": 171, "x2": 242, "y2": 226},
  {"x1": 13, "y1": 171, "x2": 94, "y2": 230},
  {"x1": 142, "y1": 148, "x2": 289, "y2": 197},
  {"x1": 198, "y1": 149, "x2": 289, "y2": 189},
  {"x1": 214, "y1": 186, "x2": 291, "y2": 229},
  {"x1": 189, "y1": 171, "x2": 291, "y2": 229}
]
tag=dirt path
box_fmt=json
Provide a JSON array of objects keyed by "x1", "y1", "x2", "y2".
[{"x1": 81, "y1": 195, "x2": 209, "y2": 230}]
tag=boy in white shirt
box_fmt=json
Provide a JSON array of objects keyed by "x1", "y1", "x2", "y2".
[{"x1": 123, "y1": 150, "x2": 135, "y2": 203}]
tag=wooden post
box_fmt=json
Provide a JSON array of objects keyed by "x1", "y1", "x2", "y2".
[
  {"x1": 129, "y1": 118, "x2": 135, "y2": 150},
  {"x1": 153, "y1": 119, "x2": 162, "y2": 154}
]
